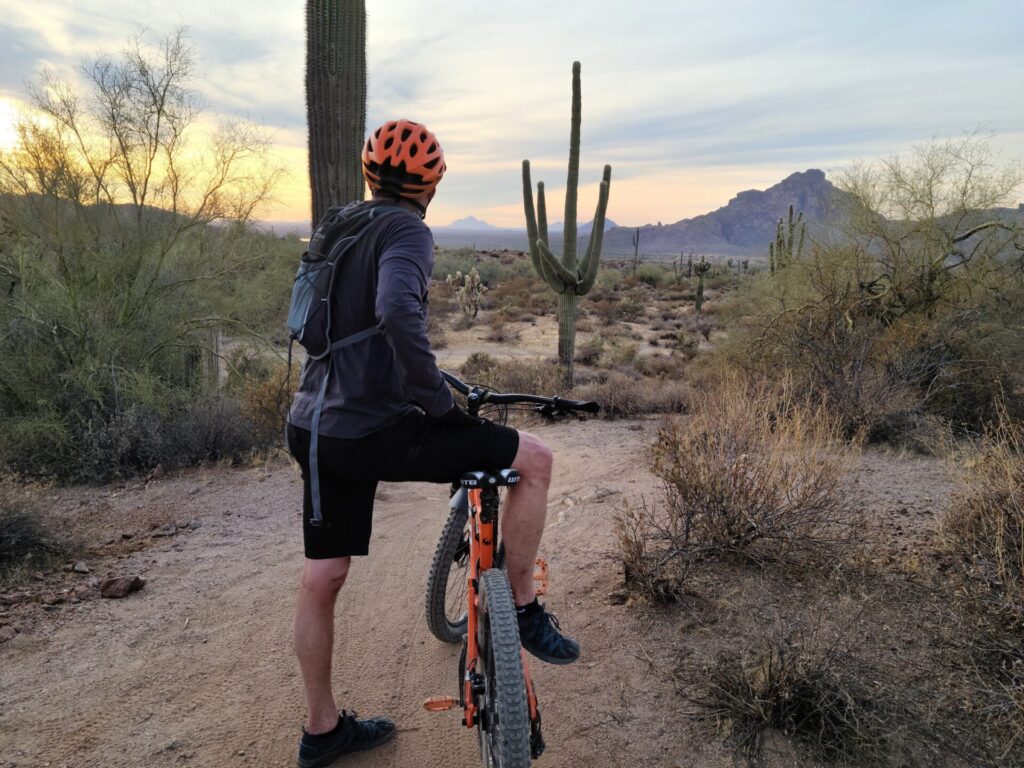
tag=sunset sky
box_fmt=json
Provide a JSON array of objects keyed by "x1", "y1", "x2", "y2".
[{"x1": 1, "y1": 0, "x2": 1021, "y2": 228}]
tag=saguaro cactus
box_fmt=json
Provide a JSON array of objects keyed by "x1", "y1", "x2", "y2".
[
  {"x1": 306, "y1": 0, "x2": 366, "y2": 227},
  {"x1": 694, "y1": 257, "x2": 711, "y2": 314},
  {"x1": 522, "y1": 61, "x2": 612, "y2": 385},
  {"x1": 769, "y1": 204, "x2": 806, "y2": 274},
  {"x1": 631, "y1": 228, "x2": 642, "y2": 274}
]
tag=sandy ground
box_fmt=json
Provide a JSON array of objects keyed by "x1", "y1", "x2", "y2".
[{"x1": 0, "y1": 416, "x2": 952, "y2": 768}]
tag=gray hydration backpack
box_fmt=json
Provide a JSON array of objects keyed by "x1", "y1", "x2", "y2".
[{"x1": 286, "y1": 201, "x2": 413, "y2": 526}]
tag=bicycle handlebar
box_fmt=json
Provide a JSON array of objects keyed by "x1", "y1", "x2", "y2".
[{"x1": 441, "y1": 370, "x2": 600, "y2": 415}]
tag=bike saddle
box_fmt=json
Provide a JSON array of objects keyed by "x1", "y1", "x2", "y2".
[{"x1": 459, "y1": 469, "x2": 521, "y2": 488}]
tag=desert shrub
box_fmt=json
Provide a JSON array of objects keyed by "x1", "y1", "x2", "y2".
[
  {"x1": 681, "y1": 312, "x2": 716, "y2": 341},
  {"x1": 574, "y1": 335, "x2": 605, "y2": 366},
  {"x1": 618, "y1": 289, "x2": 647, "y2": 322},
  {"x1": 601, "y1": 341, "x2": 639, "y2": 369},
  {"x1": 485, "y1": 316, "x2": 521, "y2": 344},
  {"x1": 0, "y1": 486, "x2": 69, "y2": 584},
  {"x1": 618, "y1": 382, "x2": 858, "y2": 600},
  {"x1": 633, "y1": 263, "x2": 670, "y2": 288},
  {"x1": 636, "y1": 354, "x2": 690, "y2": 380},
  {"x1": 943, "y1": 405, "x2": 1024, "y2": 605},
  {"x1": 460, "y1": 352, "x2": 565, "y2": 396},
  {"x1": 572, "y1": 371, "x2": 691, "y2": 420},
  {"x1": 695, "y1": 629, "x2": 904, "y2": 766}
]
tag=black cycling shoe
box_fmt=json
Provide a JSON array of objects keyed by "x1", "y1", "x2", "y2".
[
  {"x1": 297, "y1": 710, "x2": 395, "y2": 768},
  {"x1": 517, "y1": 602, "x2": 580, "y2": 665}
]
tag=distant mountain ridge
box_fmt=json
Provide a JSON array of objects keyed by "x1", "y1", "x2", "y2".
[
  {"x1": 447, "y1": 215, "x2": 499, "y2": 230},
  {"x1": 269, "y1": 169, "x2": 997, "y2": 258},
  {"x1": 601, "y1": 169, "x2": 849, "y2": 257}
]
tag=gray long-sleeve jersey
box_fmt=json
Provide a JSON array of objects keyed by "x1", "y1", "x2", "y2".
[{"x1": 287, "y1": 201, "x2": 455, "y2": 438}]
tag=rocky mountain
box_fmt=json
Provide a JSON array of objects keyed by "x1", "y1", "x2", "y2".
[{"x1": 602, "y1": 169, "x2": 851, "y2": 257}]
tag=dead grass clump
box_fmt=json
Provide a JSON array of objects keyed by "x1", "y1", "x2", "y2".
[
  {"x1": 943, "y1": 404, "x2": 1024, "y2": 605},
  {"x1": 460, "y1": 352, "x2": 565, "y2": 396},
  {"x1": 695, "y1": 630, "x2": 900, "y2": 766},
  {"x1": 0, "y1": 485, "x2": 69, "y2": 585},
  {"x1": 618, "y1": 382, "x2": 858, "y2": 600}
]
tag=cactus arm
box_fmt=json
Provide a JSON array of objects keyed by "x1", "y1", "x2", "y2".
[
  {"x1": 523, "y1": 160, "x2": 560, "y2": 290},
  {"x1": 563, "y1": 61, "x2": 582, "y2": 271},
  {"x1": 577, "y1": 168, "x2": 611, "y2": 294},
  {"x1": 537, "y1": 182, "x2": 549, "y2": 247},
  {"x1": 538, "y1": 240, "x2": 578, "y2": 289},
  {"x1": 522, "y1": 160, "x2": 540, "y2": 263}
]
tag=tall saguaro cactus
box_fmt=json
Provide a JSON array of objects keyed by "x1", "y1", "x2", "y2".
[
  {"x1": 522, "y1": 61, "x2": 612, "y2": 385},
  {"x1": 769, "y1": 204, "x2": 806, "y2": 274},
  {"x1": 306, "y1": 0, "x2": 366, "y2": 227}
]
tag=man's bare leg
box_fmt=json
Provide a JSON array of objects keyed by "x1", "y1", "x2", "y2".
[
  {"x1": 503, "y1": 431, "x2": 554, "y2": 606},
  {"x1": 294, "y1": 556, "x2": 350, "y2": 734}
]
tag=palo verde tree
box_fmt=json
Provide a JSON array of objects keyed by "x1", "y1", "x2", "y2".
[
  {"x1": 0, "y1": 28, "x2": 283, "y2": 481},
  {"x1": 306, "y1": 0, "x2": 367, "y2": 226},
  {"x1": 522, "y1": 61, "x2": 612, "y2": 385}
]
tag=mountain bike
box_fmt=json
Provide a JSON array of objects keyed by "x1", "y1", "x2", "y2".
[{"x1": 422, "y1": 370, "x2": 599, "y2": 767}]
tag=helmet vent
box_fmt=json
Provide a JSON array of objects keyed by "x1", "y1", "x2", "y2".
[
  {"x1": 408, "y1": 143, "x2": 418, "y2": 158},
  {"x1": 423, "y1": 157, "x2": 440, "y2": 170},
  {"x1": 401, "y1": 128, "x2": 413, "y2": 141},
  {"x1": 384, "y1": 136, "x2": 394, "y2": 150}
]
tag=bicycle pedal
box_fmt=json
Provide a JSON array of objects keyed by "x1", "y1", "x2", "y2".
[
  {"x1": 533, "y1": 557, "x2": 549, "y2": 596},
  {"x1": 423, "y1": 696, "x2": 458, "y2": 712}
]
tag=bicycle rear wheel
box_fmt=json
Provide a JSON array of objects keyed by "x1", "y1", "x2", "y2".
[
  {"x1": 476, "y1": 568, "x2": 531, "y2": 768},
  {"x1": 426, "y1": 505, "x2": 470, "y2": 643}
]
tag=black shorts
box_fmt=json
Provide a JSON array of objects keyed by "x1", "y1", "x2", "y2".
[{"x1": 286, "y1": 413, "x2": 520, "y2": 559}]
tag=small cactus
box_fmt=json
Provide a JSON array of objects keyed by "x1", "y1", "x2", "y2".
[{"x1": 446, "y1": 268, "x2": 487, "y2": 320}]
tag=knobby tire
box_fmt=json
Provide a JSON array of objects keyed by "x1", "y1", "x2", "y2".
[
  {"x1": 425, "y1": 505, "x2": 470, "y2": 643},
  {"x1": 477, "y1": 568, "x2": 531, "y2": 768}
]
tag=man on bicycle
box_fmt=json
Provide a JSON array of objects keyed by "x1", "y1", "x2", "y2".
[{"x1": 286, "y1": 119, "x2": 579, "y2": 767}]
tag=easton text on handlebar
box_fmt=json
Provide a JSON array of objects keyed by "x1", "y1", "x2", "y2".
[{"x1": 440, "y1": 370, "x2": 600, "y2": 417}]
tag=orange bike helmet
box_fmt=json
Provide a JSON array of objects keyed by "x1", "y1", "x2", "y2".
[{"x1": 362, "y1": 119, "x2": 446, "y2": 199}]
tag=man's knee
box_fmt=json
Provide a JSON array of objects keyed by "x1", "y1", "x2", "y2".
[
  {"x1": 512, "y1": 431, "x2": 553, "y2": 484},
  {"x1": 301, "y1": 556, "x2": 351, "y2": 598}
]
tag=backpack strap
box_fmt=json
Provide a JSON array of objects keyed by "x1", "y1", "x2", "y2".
[{"x1": 307, "y1": 323, "x2": 386, "y2": 527}]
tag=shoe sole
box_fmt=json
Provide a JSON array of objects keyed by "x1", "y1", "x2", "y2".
[{"x1": 297, "y1": 728, "x2": 396, "y2": 768}]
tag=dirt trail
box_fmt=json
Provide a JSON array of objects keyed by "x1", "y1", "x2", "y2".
[
  {"x1": 1, "y1": 419, "x2": 722, "y2": 768},
  {"x1": 0, "y1": 418, "x2": 953, "y2": 768}
]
